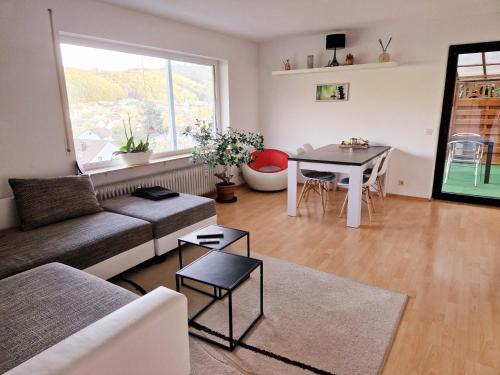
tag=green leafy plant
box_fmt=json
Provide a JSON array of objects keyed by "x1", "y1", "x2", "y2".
[
  {"x1": 113, "y1": 113, "x2": 150, "y2": 155},
  {"x1": 183, "y1": 120, "x2": 264, "y2": 185}
]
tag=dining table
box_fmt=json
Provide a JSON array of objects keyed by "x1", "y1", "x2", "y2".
[{"x1": 287, "y1": 144, "x2": 390, "y2": 228}]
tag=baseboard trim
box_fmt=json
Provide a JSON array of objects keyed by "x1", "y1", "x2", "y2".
[{"x1": 385, "y1": 193, "x2": 431, "y2": 201}]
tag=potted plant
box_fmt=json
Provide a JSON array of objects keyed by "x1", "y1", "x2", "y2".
[
  {"x1": 183, "y1": 120, "x2": 264, "y2": 202},
  {"x1": 113, "y1": 114, "x2": 152, "y2": 166}
]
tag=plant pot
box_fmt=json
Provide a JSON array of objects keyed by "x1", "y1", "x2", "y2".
[
  {"x1": 121, "y1": 150, "x2": 153, "y2": 166},
  {"x1": 216, "y1": 182, "x2": 237, "y2": 203}
]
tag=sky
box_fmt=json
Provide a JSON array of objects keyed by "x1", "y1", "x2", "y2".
[
  {"x1": 60, "y1": 43, "x2": 166, "y2": 71},
  {"x1": 457, "y1": 51, "x2": 500, "y2": 77}
]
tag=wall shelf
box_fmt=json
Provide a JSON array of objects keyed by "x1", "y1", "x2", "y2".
[{"x1": 271, "y1": 61, "x2": 399, "y2": 76}]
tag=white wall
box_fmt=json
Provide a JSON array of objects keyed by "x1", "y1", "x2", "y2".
[
  {"x1": 0, "y1": 0, "x2": 259, "y2": 198},
  {"x1": 258, "y1": 13, "x2": 500, "y2": 198}
]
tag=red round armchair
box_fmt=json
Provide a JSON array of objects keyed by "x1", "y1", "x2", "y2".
[{"x1": 241, "y1": 149, "x2": 288, "y2": 191}]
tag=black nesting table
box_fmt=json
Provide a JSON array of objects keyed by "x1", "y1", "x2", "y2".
[
  {"x1": 176, "y1": 251, "x2": 263, "y2": 351},
  {"x1": 177, "y1": 224, "x2": 250, "y2": 268}
]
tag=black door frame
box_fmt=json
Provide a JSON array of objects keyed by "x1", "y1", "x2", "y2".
[{"x1": 432, "y1": 40, "x2": 500, "y2": 207}]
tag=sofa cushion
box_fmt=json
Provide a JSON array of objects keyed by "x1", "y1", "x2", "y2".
[
  {"x1": 0, "y1": 263, "x2": 137, "y2": 373},
  {"x1": 0, "y1": 211, "x2": 153, "y2": 280},
  {"x1": 101, "y1": 194, "x2": 216, "y2": 238},
  {"x1": 8, "y1": 175, "x2": 103, "y2": 231}
]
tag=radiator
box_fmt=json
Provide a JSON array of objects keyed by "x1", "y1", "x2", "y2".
[{"x1": 96, "y1": 164, "x2": 217, "y2": 200}]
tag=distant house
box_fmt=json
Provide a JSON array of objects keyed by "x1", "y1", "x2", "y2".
[
  {"x1": 77, "y1": 128, "x2": 112, "y2": 141},
  {"x1": 74, "y1": 139, "x2": 119, "y2": 164}
]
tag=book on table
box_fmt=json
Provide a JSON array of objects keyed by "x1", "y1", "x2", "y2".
[{"x1": 132, "y1": 186, "x2": 179, "y2": 201}]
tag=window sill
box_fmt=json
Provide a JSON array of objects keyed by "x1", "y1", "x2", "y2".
[{"x1": 86, "y1": 153, "x2": 193, "y2": 177}]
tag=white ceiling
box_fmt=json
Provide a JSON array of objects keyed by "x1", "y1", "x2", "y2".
[{"x1": 101, "y1": 0, "x2": 500, "y2": 42}]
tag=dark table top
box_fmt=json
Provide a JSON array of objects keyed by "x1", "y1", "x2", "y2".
[
  {"x1": 448, "y1": 135, "x2": 494, "y2": 145},
  {"x1": 288, "y1": 144, "x2": 390, "y2": 166},
  {"x1": 178, "y1": 224, "x2": 248, "y2": 251},
  {"x1": 176, "y1": 251, "x2": 261, "y2": 290}
]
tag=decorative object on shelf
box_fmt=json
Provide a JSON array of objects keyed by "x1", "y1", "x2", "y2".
[
  {"x1": 345, "y1": 54, "x2": 354, "y2": 65},
  {"x1": 326, "y1": 33, "x2": 346, "y2": 67},
  {"x1": 307, "y1": 55, "x2": 314, "y2": 69},
  {"x1": 183, "y1": 120, "x2": 264, "y2": 203},
  {"x1": 271, "y1": 61, "x2": 399, "y2": 75},
  {"x1": 316, "y1": 83, "x2": 349, "y2": 101},
  {"x1": 112, "y1": 113, "x2": 152, "y2": 166},
  {"x1": 282, "y1": 58, "x2": 292, "y2": 70},
  {"x1": 378, "y1": 37, "x2": 392, "y2": 62},
  {"x1": 340, "y1": 138, "x2": 369, "y2": 148}
]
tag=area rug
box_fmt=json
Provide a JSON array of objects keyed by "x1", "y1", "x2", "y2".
[{"x1": 114, "y1": 247, "x2": 407, "y2": 375}]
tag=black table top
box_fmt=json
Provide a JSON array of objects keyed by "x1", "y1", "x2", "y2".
[
  {"x1": 288, "y1": 144, "x2": 390, "y2": 166},
  {"x1": 449, "y1": 135, "x2": 494, "y2": 145},
  {"x1": 178, "y1": 224, "x2": 248, "y2": 251},
  {"x1": 176, "y1": 251, "x2": 261, "y2": 290}
]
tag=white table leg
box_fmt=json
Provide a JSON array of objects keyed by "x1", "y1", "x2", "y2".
[
  {"x1": 288, "y1": 160, "x2": 298, "y2": 216},
  {"x1": 347, "y1": 166, "x2": 363, "y2": 228}
]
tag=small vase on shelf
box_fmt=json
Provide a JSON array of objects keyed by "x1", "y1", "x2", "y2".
[
  {"x1": 379, "y1": 52, "x2": 390, "y2": 63},
  {"x1": 345, "y1": 54, "x2": 354, "y2": 65},
  {"x1": 378, "y1": 37, "x2": 392, "y2": 63}
]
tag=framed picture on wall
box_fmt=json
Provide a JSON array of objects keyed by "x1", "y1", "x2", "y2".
[{"x1": 316, "y1": 83, "x2": 349, "y2": 101}]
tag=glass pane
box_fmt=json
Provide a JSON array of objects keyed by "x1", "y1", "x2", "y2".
[
  {"x1": 442, "y1": 53, "x2": 500, "y2": 199},
  {"x1": 170, "y1": 60, "x2": 215, "y2": 150},
  {"x1": 60, "y1": 44, "x2": 173, "y2": 164},
  {"x1": 457, "y1": 53, "x2": 483, "y2": 65},
  {"x1": 457, "y1": 66, "x2": 484, "y2": 77},
  {"x1": 486, "y1": 65, "x2": 500, "y2": 76},
  {"x1": 485, "y1": 51, "x2": 500, "y2": 64}
]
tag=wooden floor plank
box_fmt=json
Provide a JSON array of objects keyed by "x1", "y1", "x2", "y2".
[{"x1": 214, "y1": 185, "x2": 500, "y2": 374}]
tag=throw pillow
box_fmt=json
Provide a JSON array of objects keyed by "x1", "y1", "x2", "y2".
[{"x1": 8, "y1": 175, "x2": 103, "y2": 231}]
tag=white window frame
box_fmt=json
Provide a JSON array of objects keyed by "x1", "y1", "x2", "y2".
[{"x1": 58, "y1": 33, "x2": 221, "y2": 171}]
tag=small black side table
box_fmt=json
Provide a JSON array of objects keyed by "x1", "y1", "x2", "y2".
[
  {"x1": 177, "y1": 224, "x2": 250, "y2": 269},
  {"x1": 176, "y1": 251, "x2": 263, "y2": 351}
]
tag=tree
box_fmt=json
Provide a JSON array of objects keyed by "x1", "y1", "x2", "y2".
[{"x1": 142, "y1": 101, "x2": 166, "y2": 135}]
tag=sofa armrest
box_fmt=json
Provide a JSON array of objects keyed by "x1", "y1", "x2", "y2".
[{"x1": 6, "y1": 287, "x2": 190, "y2": 375}]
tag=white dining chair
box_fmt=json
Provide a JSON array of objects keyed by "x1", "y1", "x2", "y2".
[
  {"x1": 302, "y1": 143, "x2": 314, "y2": 152},
  {"x1": 296, "y1": 147, "x2": 336, "y2": 213},
  {"x1": 364, "y1": 147, "x2": 395, "y2": 200},
  {"x1": 300, "y1": 143, "x2": 337, "y2": 190},
  {"x1": 338, "y1": 155, "x2": 383, "y2": 221}
]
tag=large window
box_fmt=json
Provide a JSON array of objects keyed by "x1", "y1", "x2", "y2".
[{"x1": 59, "y1": 42, "x2": 217, "y2": 167}]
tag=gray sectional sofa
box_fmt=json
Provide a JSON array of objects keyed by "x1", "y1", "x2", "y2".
[
  {"x1": 1, "y1": 263, "x2": 191, "y2": 374},
  {"x1": 0, "y1": 175, "x2": 217, "y2": 280},
  {"x1": 101, "y1": 193, "x2": 217, "y2": 256},
  {"x1": 0, "y1": 175, "x2": 216, "y2": 374},
  {"x1": 0, "y1": 211, "x2": 152, "y2": 280},
  {"x1": 1, "y1": 263, "x2": 138, "y2": 373}
]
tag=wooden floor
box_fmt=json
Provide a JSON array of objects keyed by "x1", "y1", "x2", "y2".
[{"x1": 215, "y1": 185, "x2": 500, "y2": 375}]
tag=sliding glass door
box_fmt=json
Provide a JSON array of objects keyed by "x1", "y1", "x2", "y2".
[{"x1": 433, "y1": 41, "x2": 500, "y2": 206}]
